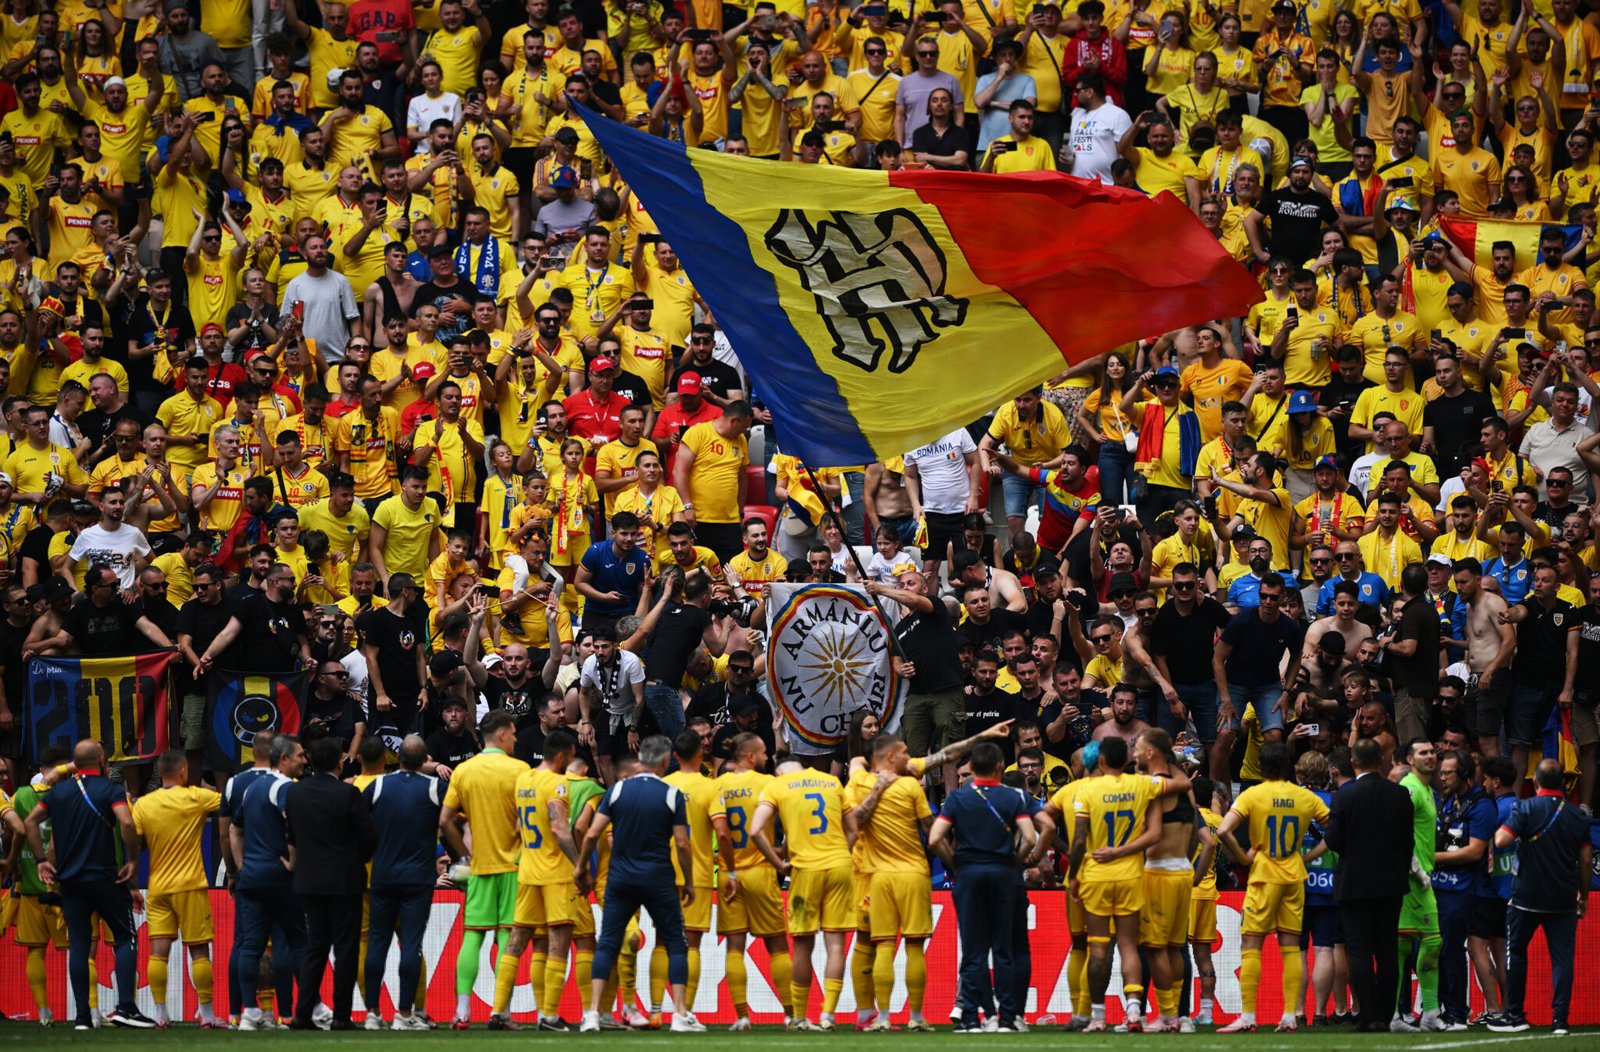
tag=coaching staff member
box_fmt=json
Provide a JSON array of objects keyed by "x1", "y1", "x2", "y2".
[
  {"x1": 1324, "y1": 736, "x2": 1415, "y2": 1032},
  {"x1": 575, "y1": 736, "x2": 702, "y2": 1034}
]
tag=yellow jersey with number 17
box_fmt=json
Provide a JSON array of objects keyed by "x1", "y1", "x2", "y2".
[
  {"x1": 514, "y1": 765, "x2": 571, "y2": 886},
  {"x1": 1228, "y1": 779, "x2": 1330, "y2": 884},
  {"x1": 760, "y1": 769, "x2": 851, "y2": 870},
  {"x1": 664, "y1": 768, "x2": 726, "y2": 888},
  {"x1": 715, "y1": 768, "x2": 775, "y2": 872},
  {"x1": 1072, "y1": 771, "x2": 1165, "y2": 882}
]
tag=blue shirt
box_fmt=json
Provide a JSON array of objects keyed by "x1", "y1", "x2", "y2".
[
  {"x1": 1489, "y1": 791, "x2": 1517, "y2": 900},
  {"x1": 1304, "y1": 788, "x2": 1337, "y2": 906},
  {"x1": 220, "y1": 766, "x2": 275, "y2": 820},
  {"x1": 235, "y1": 771, "x2": 295, "y2": 891},
  {"x1": 364, "y1": 770, "x2": 443, "y2": 888},
  {"x1": 1432, "y1": 787, "x2": 1496, "y2": 895},
  {"x1": 1227, "y1": 570, "x2": 1297, "y2": 610},
  {"x1": 973, "y1": 71, "x2": 1038, "y2": 150},
  {"x1": 1503, "y1": 791, "x2": 1590, "y2": 912},
  {"x1": 39, "y1": 774, "x2": 126, "y2": 883},
  {"x1": 1484, "y1": 555, "x2": 1531, "y2": 605},
  {"x1": 579, "y1": 538, "x2": 651, "y2": 617},
  {"x1": 939, "y1": 780, "x2": 1031, "y2": 869},
  {"x1": 1316, "y1": 572, "x2": 1390, "y2": 616},
  {"x1": 597, "y1": 771, "x2": 687, "y2": 885}
]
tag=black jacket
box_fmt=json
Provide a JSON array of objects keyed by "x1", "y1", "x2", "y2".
[
  {"x1": 285, "y1": 772, "x2": 376, "y2": 896},
  {"x1": 1324, "y1": 772, "x2": 1413, "y2": 902}
]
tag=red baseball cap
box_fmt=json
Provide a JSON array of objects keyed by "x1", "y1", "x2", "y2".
[
  {"x1": 200, "y1": 322, "x2": 225, "y2": 336},
  {"x1": 676, "y1": 372, "x2": 702, "y2": 395},
  {"x1": 412, "y1": 361, "x2": 437, "y2": 380},
  {"x1": 590, "y1": 356, "x2": 616, "y2": 373}
]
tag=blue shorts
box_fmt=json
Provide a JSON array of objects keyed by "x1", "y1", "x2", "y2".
[
  {"x1": 1506, "y1": 682, "x2": 1557, "y2": 747},
  {"x1": 1300, "y1": 903, "x2": 1343, "y2": 949},
  {"x1": 1000, "y1": 474, "x2": 1043, "y2": 519}
]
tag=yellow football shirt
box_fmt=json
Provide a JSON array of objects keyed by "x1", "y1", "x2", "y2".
[
  {"x1": 715, "y1": 768, "x2": 775, "y2": 872},
  {"x1": 761, "y1": 769, "x2": 851, "y2": 870},
  {"x1": 443, "y1": 747, "x2": 530, "y2": 875},
  {"x1": 132, "y1": 785, "x2": 221, "y2": 895},
  {"x1": 515, "y1": 765, "x2": 572, "y2": 885},
  {"x1": 851, "y1": 774, "x2": 931, "y2": 876},
  {"x1": 1227, "y1": 779, "x2": 1330, "y2": 884},
  {"x1": 665, "y1": 769, "x2": 726, "y2": 888},
  {"x1": 680, "y1": 421, "x2": 748, "y2": 523},
  {"x1": 372, "y1": 494, "x2": 444, "y2": 581},
  {"x1": 1072, "y1": 771, "x2": 1164, "y2": 883}
]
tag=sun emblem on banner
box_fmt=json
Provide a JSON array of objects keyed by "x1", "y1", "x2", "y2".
[{"x1": 794, "y1": 624, "x2": 877, "y2": 712}]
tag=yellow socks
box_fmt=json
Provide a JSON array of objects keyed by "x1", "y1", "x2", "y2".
[
  {"x1": 1240, "y1": 948, "x2": 1262, "y2": 1016},
  {"x1": 618, "y1": 940, "x2": 638, "y2": 1010},
  {"x1": 649, "y1": 945, "x2": 668, "y2": 1010},
  {"x1": 872, "y1": 941, "x2": 897, "y2": 1012},
  {"x1": 726, "y1": 945, "x2": 748, "y2": 1016},
  {"x1": 602, "y1": 966, "x2": 621, "y2": 1017},
  {"x1": 685, "y1": 945, "x2": 701, "y2": 1008},
  {"x1": 541, "y1": 951, "x2": 567, "y2": 1018},
  {"x1": 1068, "y1": 944, "x2": 1089, "y2": 1017},
  {"x1": 851, "y1": 938, "x2": 875, "y2": 1014},
  {"x1": 791, "y1": 975, "x2": 813, "y2": 1021},
  {"x1": 822, "y1": 977, "x2": 844, "y2": 1015},
  {"x1": 492, "y1": 949, "x2": 521, "y2": 1015},
  {"x1": 904, "y1": 943, "x2": 926, "y2": 1015},
  {"x1": 769, "y1": 951, "x2": 793, "y2": 1019},
  {"x1": 192, "y1": 956, "x2": 214, "y2": 1009},
  {"x1": 529, "y1": 950, "x2": 547, "y2": 1017},
  {"x1": 148, "y1": 954, "x2": 168, "y2": 1008},
  {"x1": 27, "y1": 947, "x2": 47, "y2": 1010},
  {"x1": 1281, "y1": 947, "x2": 1302, "y2": 1019},
  {"x1": 575, "y1": 950, "x2": 593, "y2": 1007}
]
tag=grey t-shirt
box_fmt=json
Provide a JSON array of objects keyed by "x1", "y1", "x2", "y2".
[
  {"x1": 895, "y1": 70, "x2": 963, "y2": 147},
  {"x1": 533, "y1": 196, "x2": 598, "y2": 244},
  {"x1": 281, "y1": 270, "x2": 358, "y2": 362},
  {"x1": 159, "y1": 30, "x2": 225, "y2": 100}
]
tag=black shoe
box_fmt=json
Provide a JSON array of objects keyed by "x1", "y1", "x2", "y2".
[
  {"x1": 1488, "y1": 1015, "x2": 1530, "y2": 1033},
  {"x1": 107, "y1": 1009, "x2": 157, "y2": 1029},
  {"x1": 73, "y1": 1020, "x2": 93, "y2": 1032},
  {"x1": 538, "y1": 1018, "x2": 571, "y2": 1032},
  {"x1": 328, "y1": 1019, "x2": 357, "y2": 1031},
  {"x1": 288, "y1": 1018, "x2": 318, "y2": 1030}
]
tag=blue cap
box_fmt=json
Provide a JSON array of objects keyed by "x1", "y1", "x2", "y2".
[
  {"x1": 225, "y1": 188, "x2": 247, "y2": 205},
  {"x1": 1152, "y1": 365, "x2": 1180, "y2": 380},
  {"x1": 1420, "y1": 232, "x2": 1446, "y2": 246},
  {"x1": 1286, "y1": 389, "x2": 1319, "y2": 414}
]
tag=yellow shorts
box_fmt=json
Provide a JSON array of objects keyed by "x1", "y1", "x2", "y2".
[
  {"x1": 1189, "y1": 895, "x2": 1218, "y2": 944},
  {"x1": 1066, "y1": 889, "x2": 1085, "y2": 934},
  {"x1": 1241, "y1": 881, "x2": 1304, "y2": 936},
  {"x1": 681, "y1": 885, "x2": 713, "y2": 932},
  {"x1": 1138, "y1": 869, "x2": 1192, "y2": 949},
  {"x1": 1077, "y1": 876, "x2": 1144, "y2": 918},
  {"x1": 854, "y1": 872, "x2": 872, "y2": 932},
  {"x1": 719, "y1": 867, "x2": 787, "y2": 937},
  {"x1": 515, "y1": 882, "x2": 579, "y2": 929},
  {"x1": 788, "y1": 865, "x2": 855, "y2": 935},
  {"x1": 573, "y1": 891, "x2": 596, "y2": 938},
  {"x1": 146, "y1": 889, "x2": 215, "y2": 945},
  {"x1": 15, "y1": 895, "x2": 67, "y2": 949},
  {"x1": 867, "y1": 870, "x2": 932, "y2": 941}
]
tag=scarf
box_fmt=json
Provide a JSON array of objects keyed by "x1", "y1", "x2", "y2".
[
  {"x1": 454, "y1": 235, "x2": 500, "y2": 297},
  {"x1": 262, "y1": 111, "x2": 314, "y2": 137},
  {"x1": 1134, "y1": 401, "x2": 1201, "y2": 478},
  {"x1": 551, "y1": 468, "x2": 589, "y2": 558}
]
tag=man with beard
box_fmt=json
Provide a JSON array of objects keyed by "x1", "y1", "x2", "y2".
[
  {"x1": 280, "y1": 233, "x2": 359, "y2": 363},
  {"x1": 1089, "y1": 683, "x2": 1150, "y2": 753},
  {"x1": 425, "y1": 696, "x2": 481, "y2": 773},
  {"x1": 965, "y1": 649, "x2": 1020, "y2": 762},
  {"x1": 304, "y1": 658, "x2": 367, "y2": 768}
]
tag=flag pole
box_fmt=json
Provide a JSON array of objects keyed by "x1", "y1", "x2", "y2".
[{"x1": 799, "y1": 462, "x2": 907, "y2": 660}]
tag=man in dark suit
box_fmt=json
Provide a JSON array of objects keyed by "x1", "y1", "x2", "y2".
[
  {"x1": 286, "y1": 733, "x2": 376, "y2": 1029},
  {"x1": 1324, "y1": 737, "x2": 1416, "y2": 1032}
]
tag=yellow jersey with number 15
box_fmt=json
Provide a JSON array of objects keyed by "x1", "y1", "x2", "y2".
[
  {"x1": 1072, "y1": 771, "x2": 1164, "y2": 883},
  {"x1": 1227, "y1": 779, "x2": 1330, "y2": 884},
  {"x1": 514, "y1": 765, "x2": 571, "y2": 886}
]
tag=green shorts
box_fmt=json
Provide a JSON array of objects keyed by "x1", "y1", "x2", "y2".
[
  {"x1": 463, "y1": 871, "x2": 518, "y2": 930},
  {"x1": 1399, "y1": 882, "x2": 1438, "y2": 935}
]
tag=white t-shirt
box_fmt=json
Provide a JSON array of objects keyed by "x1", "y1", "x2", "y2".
[
  {"x1": 1068, "y1": 101, "x2": 1132, "y2": 185},
  {"x1": 902, "y1": 428, "x2": 977, "y2": 515},
  {"x1": 1350, "y1": 451, "x2": 1383, "y2": 498},
  {"x1": 68, "y1": 523, "x2": 152, "y2": 589},
  {"x1": 579, "y1": 650, "x2": 646, "y2": 717},
  {"x1": 406, "y1": 92, "x2": 462, "y2": 147},
  {"x1": 1435, "y1": 475, "x2": 1466, "y2": 513}
]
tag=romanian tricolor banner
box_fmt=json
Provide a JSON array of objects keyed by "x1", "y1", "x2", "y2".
[
  {"x1": 205, "y1": 669, "x2": 305, "y2": 774},
  {"x1": 1440, "y1": 216, "x2": 1585, "y2": 272},
  {"x1": 25, "y1": 652, "x2": 174, "y2": 763},
  {"x1": 576, "y1": 105, "x2": 1262, "y2": 467}
]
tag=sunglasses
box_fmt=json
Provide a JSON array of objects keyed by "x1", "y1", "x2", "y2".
[
  {"x1": 1171, "y1": 580, "x2": 1195, "y2": 590},
  {"x1": 1091, "y1": 634, "x2": 1113, "y2": 643},
  {"x1": 1336, "y1": 552, "x2": 1356, "y2": 559},
  {"x1": 1310, "y1": 556, "x2": 1331, "y2": 564},
  {"x1": 1111, "y1": 590, "x2": 1133, "y2": 599},
  {"x1": 918, "y1": 50, "x2": 937, "y2": 57},
  {"x1": 865, "y1": 47, "x2": 886, "y2": 54}
]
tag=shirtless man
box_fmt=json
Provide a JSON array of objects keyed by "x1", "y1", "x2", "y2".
[
  {"x1": 863, "y1": 460, "x2": 916, "y2": 548},
  {"x1": 1116, "y1": 591, "x2": 1170, "y2": 731},
  {"x1": 1135, "y1": 728, "x2": 1210, "y2": 1033},
  {"x1": 1347, "y1": 701, "x2": 1399, "y2": 769},
  {"x1": 950, "y1": 549, "x2": 1029, "y2": 613},
  {"x1": 1089, "y1": 683, "x2": 1151, "y2": 756},
  {"x1": 1300, "y1": 583, "x2": 1375, "y2": 687},
  {"x1": 1453, "y1": 557, "x2": 1516, "y2": 759},
  {"x1": 365, "y1": 242, "x2": 421, "y2": 345}
]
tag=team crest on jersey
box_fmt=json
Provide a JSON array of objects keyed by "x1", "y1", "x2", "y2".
[
  {"x1": 625, "y1": 562, "x2": 638, "y2": 575},
  {"x1": 1554, "y1": 611, "x2": 1565, "y2": 626},
  {"x1": 399, "y1": 629, "x2": 416, "y2": 648}
]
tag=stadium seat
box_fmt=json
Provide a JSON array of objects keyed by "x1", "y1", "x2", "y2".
[
  {"x1": 743, "y1": 504, "x2": 779, "y2": 537},
  {"x1": 744, "y1": 465, "x2": 770, "y2": 505}
]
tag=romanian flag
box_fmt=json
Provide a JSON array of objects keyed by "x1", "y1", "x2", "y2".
[
  {"x1": 1439, "y1": 216, "x2": 1585, "y2": 272},
  {"x1": 205, "y1": 670, "x2": 306, "y2": 774},
  {"x1": 25, "y1": 652, "x2": 174, "y2": 763},
  {"x1": 576, "y1": 106, "x2": 1262, "y2": 467}
]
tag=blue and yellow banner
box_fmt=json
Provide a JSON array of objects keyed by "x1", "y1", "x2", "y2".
[
  {"x1": 205, "y1": 670, "x2": 305, "y2": 774},
  {"x1": 25, "y1": 652, "x2": 174, "y2": 763},
  {"x1": 576, "y1": 105, "x2": 1262, "y2": 467}
]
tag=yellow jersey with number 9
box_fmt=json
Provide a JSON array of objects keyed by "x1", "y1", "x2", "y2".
[
  {"x1": 1228, "y1": 779, "x2": 1330, "y2": 885},
  {"x1": 1072, "y1": 772, "x2": 1164, "y2": 883}
]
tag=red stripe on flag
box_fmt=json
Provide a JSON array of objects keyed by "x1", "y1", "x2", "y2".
[{"x1": 887, "y1": 169, "x2": 1263, "y2": 360}]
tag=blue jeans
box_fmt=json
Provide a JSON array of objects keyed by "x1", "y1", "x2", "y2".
[
  {"x1": 1169, "y1": 682, "x2": 1220, "y2": 743},
  {"x1": 366, "y1": 885, "x2": 434, "y2": 1013},
  {"x1": 1098, "y1": 443, "x2": 1134, "y2": 506},
  {"x1": 951, "y1": 864, "x2": 1019, "y2": 1027},
  {"x1": 235, "y1": 885, "x2": 306, "y2": 1013},
  {"x1": 1000, "y1": 473, "x2": 1042, "y2": 520},
  {"x1": 1505, "y1": 905, "x2": 1577, "y2": 1026},
  {"x1": 1435, "y1": 888, "x2": 1471, "y2": 1021},
  {"x1": 593, "y1": 878, "x2": 686, "y2": 984},
  {"x1": 645, "y1": 682, "x2": 685, "y2": 740},
  {"x1": 62, "y1": 879, "x2": 138, "y2": 1020},
  {"x1": 1228, "y1": 683, "x2": 1284, "y2": 733}
]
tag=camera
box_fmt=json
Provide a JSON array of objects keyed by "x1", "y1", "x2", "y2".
[{"x1": 709, "y1": 596, "x2": 758, "y2": 626}]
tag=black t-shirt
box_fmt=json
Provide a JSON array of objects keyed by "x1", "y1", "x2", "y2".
[
  {"x1": 412, "y1": 279, "x2": 484, "y2": 341},
  {"x1": 895, "y1": 598, "x2": 965, "y2": 692},
  {"x1": 1254, "y1": 188, "x2": 1339, "y2": 265},
  {"x1": 1319, "y1": 373, "x2": 1373, "y2": 462},
  {"x1": 964, "y1": 687, "x2": 1019, "y2": 762},
  {"x1": 1577, "y1": 605, "x2": 1600, "y2": 689},
  {"x1": 76, "y1": 404, "x2": 153, "y2": 470},
  {"x1": 911, "y1": 121, "x2": 966, "y2": 162},
  {"x1": 1534, "y1": 500, "x2": 1578, "y2": 534},
  {"x1": 670, "y1": 357, "x2": 742, "y2": 401},
  {"x1": 1219, "y1": 608, "x2": 1304, "y2": 687},
  {"x1": 1061, "y1": 524, "x2": 1143, "y2": 590},
  {"x1": 175, "y1": 597, "x2": 233, "y2": 661},
  {"x1": 18, "y1": 524, "x2": 58, "y2": 577},
  {"x1": 426, "y1": 725, "x2": 481, "y2": 768},
  {"x1": 1514, "y1": 597, "x2": 1578, "y2": 688},
  {"x1": 230, "y1": 591, "x2": 308, "y2": 673},
  {"x1": 124, "y1": 293, "x2": 196, "y2": 393},
  {"x1": 1149, "y1": 598, "x2": 1233, "y2": 684},
  {"x1": 1423, "y1": 388, "x2": 1496, "y2": 476},
  {"x1": 485, "y1": 674, "x2": 540, "y2": 720},
  {"x1": 956, "y1": 608, "x2": 1028, "y2": 657},
  {"x1": 61, "y1": 597, "x2": 146, "y2": 656},
  {"x1": 645, "y1": 601, "x2": 711, "y2": 684},
  {"x1": 302, "y1": 690, "x2": 364, "y2": 748},
  {"x1": 139, "y1": 597, "x2": 179, "y2": 651},
  {"x1": 1024, "y1": 599, "x2": 1063, "y2": 649},
  {"x1": 1391, "y1": 594, "x2": 1442, "y2": 697},
  {"x1": 613, "y1": 370, "x2": 653, "y2": 409},
  {"x1": 686, "y1": 683, "x2": 769, "y2": 729},
  {"x1": 358, "y1": 605, "x2": 426, "y2": 703}
]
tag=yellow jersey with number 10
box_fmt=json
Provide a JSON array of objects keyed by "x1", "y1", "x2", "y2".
[{"x1": 1228, "y1": 779, "x2": 1330, "y2": 884}]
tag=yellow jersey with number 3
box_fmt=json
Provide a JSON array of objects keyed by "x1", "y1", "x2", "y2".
[
  {"x1": 665, "y1": 768, "x2": 726, "y2": 888},
  {"x1": 1073, "y1": 772, "x2": 1164, "y2": 883},
  {"x1": 760, "y1": 769, "x2": 851, "y2": 870},
  {"x1": 1228, "y1": 779, "x2": 1330, "y2": 884}
]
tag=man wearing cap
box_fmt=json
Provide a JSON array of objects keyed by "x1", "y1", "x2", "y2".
[
  {"x1": 1247, "y1": 159, "x2": 1338, "y2": 269},
  {"x1": 1253, "y1": 0, "x2": 1313, "y2": 145},
  {"x1": 668, "y1": 325, "x2": 744, "y2": 409},
  {"x1": 1120, "y1": 365, "x2": 1200, "y2": 523},
  {"x1": 1291, "y1": 454, "x2": 1365, "y2": 561},
  {"x1": 530, "y1": 163, "x2": 595, "y2": 249},
  {"x1": 563, "y1": 356, "x2": 632, "y2": 451},
  {"x1": 652, "y1": 374, "x2": 721, "y2": 446}
]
